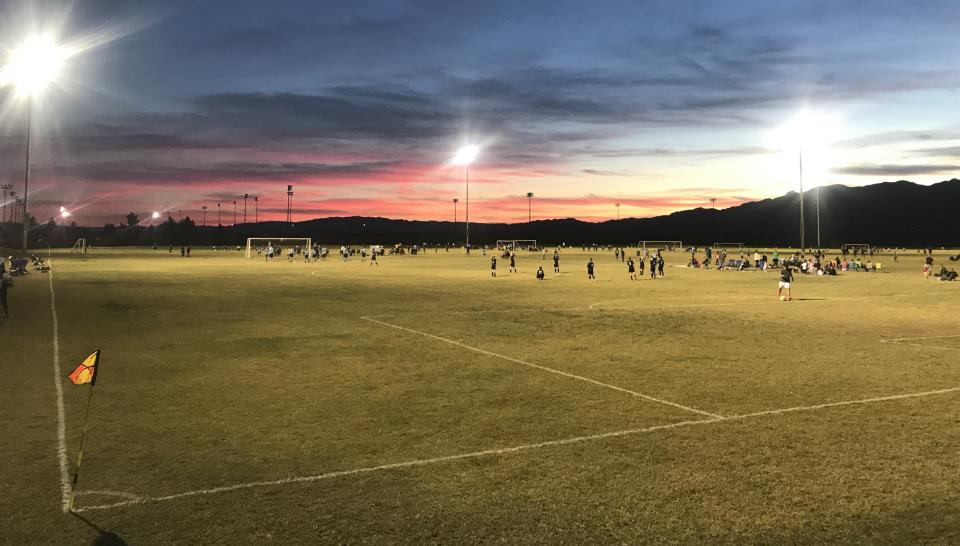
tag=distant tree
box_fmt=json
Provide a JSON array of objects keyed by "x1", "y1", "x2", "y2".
[{"x1": 125, "y1": 212, "x2": 139, "y2": 227}]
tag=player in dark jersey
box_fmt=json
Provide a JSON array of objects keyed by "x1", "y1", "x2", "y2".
[
  {"x1": 587, "y1": 258, "x2": 595, "y2": 280},
  {"x1": 536, "y1": 266, "x2": 545, "y2": 280},
  {"x1": 650, "y1": 255, "x2": 658, "y2": 279},
  {"x1": 491, "y1": 256, "x2": 497, "y2": 277},
  {"x1": 509, "y1": 252, "x2": 517, "y2": 274},
  {"x1": 553, "y1": 253, "x2": 560, "y2": 275},
  {"x1": 627, "y1": 257, "x2": 636, "y2": 280},
  {"x1": 778, "y1": 264, "x2": 794, "y2": 301},
  {"x1": 657, "y1": 252, "x2": 665, "y2": 277}
]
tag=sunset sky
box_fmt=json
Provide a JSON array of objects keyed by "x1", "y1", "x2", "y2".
[{"x1": 1, "y1": 0, "x2": 959, "y2": 225}]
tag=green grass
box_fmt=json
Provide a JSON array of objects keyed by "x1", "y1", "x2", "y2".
[{"x1": 2, "y1": 247, "x2": 959, "y2": 544}]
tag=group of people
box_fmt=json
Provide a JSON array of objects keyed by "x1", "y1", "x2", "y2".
[{"x1": 491, "y1": 249, "x2": 668, "y2": 281}]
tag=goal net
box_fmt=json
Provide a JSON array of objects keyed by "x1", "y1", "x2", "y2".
[
  {"x1": 246, "y1": 237, "x2": 312, "y2": 259},
  {"x1": 639, "y1": 240, "x2": 683, "y2": 251},
  {"x1": 70, "y1": 238, "x2": 88, "y2": 255},
  {"x1": 713, "y1": 242, "x2": 745, "y2": 253},
  {"x1": 496, "y1": 239, "x2": 539, "y2": 251},
  {"x1": 841, "y1": 243, "x2": 872, "y2": 254}
]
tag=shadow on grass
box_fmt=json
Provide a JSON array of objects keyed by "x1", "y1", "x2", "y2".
[{"x1": 70, "y1": 511, "x2": 128, "y2": 546}]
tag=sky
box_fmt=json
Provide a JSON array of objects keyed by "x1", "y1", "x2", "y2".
[{"x1": 0, "y1": 0, "x2": 958, "y2": 226}]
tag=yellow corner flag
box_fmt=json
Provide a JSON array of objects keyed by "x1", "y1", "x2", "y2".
[{"x1": 68, "y1": 350, "x2": 100, "y2": 386}]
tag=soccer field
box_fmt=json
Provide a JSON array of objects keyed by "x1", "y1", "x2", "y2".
[{"x1": 3, "y1": 247, "x2": 959, "y2": 544}]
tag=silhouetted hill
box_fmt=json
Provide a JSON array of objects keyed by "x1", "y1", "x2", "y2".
[{"x1": 240, "y1": 179, "x2": 959, "y2": 247}]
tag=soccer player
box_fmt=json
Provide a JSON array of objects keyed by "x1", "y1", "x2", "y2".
[
  {"x1": 658, "y1": 252, "x2": 665, "y2": 277},
  {"x1": 553, "y1": 252, "x2": 560, "y2": 275},
  {"x1": 509, "y1": 252, "x2": 518, "y2": 274},
  {"x1": 536, "y1": 266, "x2": 545, "y2": 280},
  {"x1": 650, "y1": 254, "x2": 658, "y2": 279},
  {"x1": 491, "y1": 256, "x2": 497, "y2": 277},
  {"x1": 0, "y1": 271, "x2": 11, "y2": 318},
  {"x1": 370, "y1": 251, "x2": 378, "y2": 266},
  {"x1": 627, "y1": 257, "x2": 636, "y2": 280},
  {"x1": 778, "y1": 263, "x2": 794, "y2": 301},
  {"x1": 587, "y1": 258, "x2": 595, "y2": 280}
]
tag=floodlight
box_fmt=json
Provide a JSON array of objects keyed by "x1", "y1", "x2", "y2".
[
  {"x1": 1, "y1": 34, "x2": 72, "y2": 96},
  {"x1": 453, "y1": 145, "x2": 479, "y2": 165},
  {"x1": 60, "y1": 210, "x2": 69, "y2": 218},
  {"x1": 152, "y1": 211, "x2": 161, "y2": 219}
]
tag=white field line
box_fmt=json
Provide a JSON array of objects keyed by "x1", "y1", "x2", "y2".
[
  {"x1": 363, "y1": 306, "x2": 590, "y2": 319},
  {"x1": 48, "y1": 261, "x2": 72, "y2": 512},
  {"x1": 880, "y1": 333, "x2": 960, "y2": 351},
  {"x1": 360, "y1": 316, "x2": 723, "y2": 420},
  {"x1": 73, "y1": 385, "x2": 960, "y2": 514},
  {"x1": 366, "y1": 292, "x2": 926, "y2": 319},
  {"x1": 882, "y1": 334, "x2": 960, "y2": 342},
  {"x1": 880, "y1": 342, "x2": 960, "y2": 352}
]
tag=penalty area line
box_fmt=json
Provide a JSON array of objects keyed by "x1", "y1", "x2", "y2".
[
  {"x1": 360, "y1": 316, "x2": 724, "y2": 419},
  {"x1": 73, "y1": 385, "x2": 960, "y2": 514}
]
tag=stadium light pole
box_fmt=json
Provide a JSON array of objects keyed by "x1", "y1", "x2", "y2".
[
  {"x1": 1, "y1": 184, "x2": 12, "y2": 223},
  {"x1": 453, "y1": 145, "x2": 478, "y2": 250},
  {"x1": 615, "y1": 202, "x2": 620, "y2": 221},
  {"x1": 254, "y1": 196, "x2": 258, "y2": 223},
  {"x1": 243, "y1": 193, "x2": 248, "y2": 224},
  {"x1": 798, "y1": 148, "x2": 805, "y2": 252},
  {"x1": 453, "y1": 198, "x2": 458, "y2": 222},
  {"x1": 526, "y1": 192, "x2": 533, "y2": 222},
  {"x1": 232, "y1": 200, "x2": 237, "y2": 226},
  {"x1": 2, "y1": 35, "x2": 72, "y2": 253},
  {"x1": 217, "y1": 203, "x2": 221, "y2": 226},
  {"x1": 201, "y1": 205, "x2": 207, "y2": 226},
  {"x1": 286, "y1": 185, "x2": 294, "y2": 223},
  {"x1": 777, "y1": 109, "x2": 837, "y2": 253}
]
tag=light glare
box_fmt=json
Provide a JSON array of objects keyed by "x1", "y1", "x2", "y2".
[
  {"x1": 453, "y1": 145, "x2": 479, "y2": 165},
  {"x1": 1, "y1": 34, "x2": 72, "y2": 96}
]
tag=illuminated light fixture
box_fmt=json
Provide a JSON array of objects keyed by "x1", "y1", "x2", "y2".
[
  {"x1": 1, "y1": 34, "x2": 72, "y2": 96},
  {"x1": 453, "y1": 145, "x2": 479, "y2": 165}
]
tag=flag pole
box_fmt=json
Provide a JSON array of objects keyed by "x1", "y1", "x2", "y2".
[{"x1": 68, "y1": 350, "x2": 100, "y2": 512}]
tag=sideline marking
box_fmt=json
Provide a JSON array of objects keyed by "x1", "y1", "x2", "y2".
[
  {"x1": 881, "y1": 333, "x2": 960, "y2": 352},
  {"x1": 74, "y1": 385, "x2": 960, "y2": 513},
  {"x1": 360, "y1": 316, "x2": 723, "y2": 419},
  {"x1": 48, "y1": 261, "x2": 72, "y2": 512}
]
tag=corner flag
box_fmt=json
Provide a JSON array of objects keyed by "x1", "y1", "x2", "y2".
[
  {"x1": 68, "y1": 351, "x2": 99, "y2": 385},
  {"x1": 65, "y1": 349, "x2": 103, "y2": 511}
]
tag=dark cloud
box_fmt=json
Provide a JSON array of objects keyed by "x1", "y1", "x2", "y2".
[
  {"x1": 908, "y1": 146, "x2": 960, "y2": 158},
  {"x1": 833, "y1": 164, "x2": 960, "y2": 177},
  {"x1": 55, "y1": 159, "x2": 401, "y2": 184}
]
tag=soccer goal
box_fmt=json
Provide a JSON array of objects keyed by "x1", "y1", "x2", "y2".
[
  {"x1": 496, "y1": 239, "x2": 539, "y2": 251},
  {"x1": 70, "y1": 238, "x2": 88, "y2": 255},
  {"x1": 639, "y1": 240, "x2": 683, "y2": 251},
  {"x1": 841, "y1": 243, "x2": 872, "y2": 255},
  {"x1": 713, "y1": 242, "x2": 745, "y2": 253},
  {"x1": 245, "y1": 237, "x2": 312, "y2": 259}
]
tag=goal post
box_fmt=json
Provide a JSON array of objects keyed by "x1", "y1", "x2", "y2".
[
  {"x1": 70, "y1": 238, "x2": 88, "y2": 255},
  {"x1": 496, "y1": 239, "x2": 539, "y2": 251},
  {"x1": 713, "y1": 242, "x2": 745, "y2": 252},
  {"x1": 245, "y1": 237, "x2": 312, "y2": 259},
  {"x1": 638, "y1": 240, "x2": 683, "y2": 251},
  {"x1": 841, "y1": 243, "x2": 872, "y2": 254}
]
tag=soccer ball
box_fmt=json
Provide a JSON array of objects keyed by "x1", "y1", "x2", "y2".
[{"x1": 780, "y1": 296, "x2": 786, "y2": 301}]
